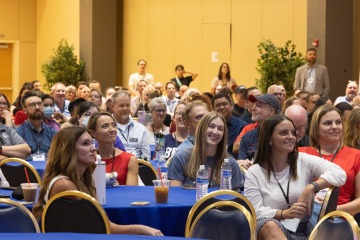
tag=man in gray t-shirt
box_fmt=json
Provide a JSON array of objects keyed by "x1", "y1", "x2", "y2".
[{"x1": 0, "y1": 124, "x2": 31, "y2": 161}]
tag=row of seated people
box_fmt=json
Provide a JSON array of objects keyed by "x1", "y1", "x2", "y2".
[{"x1": 1, "y1": 78, "x2": 360, "y2": 237}]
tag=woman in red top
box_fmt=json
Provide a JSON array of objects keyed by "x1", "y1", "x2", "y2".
[
  {"x1": 88, "y1": 111, "x2": 138, "y2": 186},
  {"x1": 299, "y1": 104, "x2": 360, "y2": 223}
]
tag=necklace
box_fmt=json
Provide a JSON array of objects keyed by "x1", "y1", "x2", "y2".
[{"x1": 152, "y1": 123, "x2": 164, "y2": 133}]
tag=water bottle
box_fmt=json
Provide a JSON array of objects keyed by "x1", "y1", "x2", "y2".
[
  {"x1": 196, "y1": 165, "x2": 208, "y2": 201},
  {"x1": 157, "y1": 153, "x2": 168, "y2": 180},
  {"x1": 220, "y1": 158, "x2": 232, "y2": 190},
  {"x1": 154, "y1": 130, "x2": 165, "y2": 161}
]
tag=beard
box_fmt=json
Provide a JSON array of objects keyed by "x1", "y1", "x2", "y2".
[{"x1": 28, "y1": 111, "x2": 44, "y2": 120}]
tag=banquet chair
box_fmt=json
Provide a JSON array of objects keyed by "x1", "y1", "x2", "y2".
[
  {"x1": 42, "y1": 190, "x2": 110, "y2": 234},
  {"x1": 317, "y1": 186, "x2": 339, "y2": 223},
  {"x1": 0, "y1": 198, "x2": 40, "y2": 233},
  {"x1": 185, "y1": 190, "x2": 256, "y2": 233},
  {"x1": 186, "y1": 201, "x2": 255, "y2": 240},
  {"x1": 309, "y1": 210, "x2": 359, "y2": 240},
  {"x1": 0, "y1": 158, "x2": 42, "y2": 188},
  {"x1": 138, "y1": 159, "x2": 157, "y2": 186},
  {"x1": 240, "y1": 165, "x2": 248, "y2": 175}
]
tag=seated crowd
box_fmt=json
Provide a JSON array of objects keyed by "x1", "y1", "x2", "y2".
[{"x1": 0, "y1": 59, "x2": 360, "y2": 239}]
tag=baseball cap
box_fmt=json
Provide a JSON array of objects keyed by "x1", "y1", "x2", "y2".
[{"x1": 248, "y1": 94, "x2": 281, "y2": 113}]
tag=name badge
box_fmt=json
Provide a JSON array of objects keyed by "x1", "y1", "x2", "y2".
[
  {"x1": 129, "y1": 137, "x2": 138, "y2": 142},
  {"x1": 32, "y1": 152, "x2": 46, "y2": 161},
  {"x1": 281, "y1": 218, "x2": 300, "y2": 232}
]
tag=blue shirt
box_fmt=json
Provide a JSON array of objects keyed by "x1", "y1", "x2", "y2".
[
  {"x1": 16, "y1": 121, "x2": 56, "y2": 161},
  {"x1": 240, "y1": 110, "x2": 254, "y2": 124},
  {"x1": 164, "y1": 133, "x2": 183, "y2": 161},
  {"x1": 168, "y1": 150, "x2": 244, "y2": 189},
  {"x1": 227, "y1": 116, "x2": 247, "y2": 158},
  {"x1": 54, "y1": 100, "x2": 71, "y2": 118},
  {"x1": 238, "y1": 127, "x2": 260, "y2": 160}
]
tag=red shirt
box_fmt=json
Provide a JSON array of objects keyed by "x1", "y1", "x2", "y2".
[
  {"x1": 103, "y1": 151, "x2": 132, "y2": 185},
  {"x1": 299, "y1": 146, "x2": 360, "y2": 205}
]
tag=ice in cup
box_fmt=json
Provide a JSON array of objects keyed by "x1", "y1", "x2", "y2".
[
  {"x1": 153, "y1": 180, "x2": 170, "y2": 203},
  {"x1": 21, "y1": 183, "x2": 39, "y2": 202}
]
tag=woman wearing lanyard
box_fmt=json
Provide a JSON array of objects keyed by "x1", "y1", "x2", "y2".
[
  {"x1": 300, "y1": 104, "x2": 360, "y2": 225},
  {"x1": 88, "y1": 111, "x2": 138, "y2": 186},
  {"x1": 245, "y1": 114, "x2": 346, "y2": 240}
]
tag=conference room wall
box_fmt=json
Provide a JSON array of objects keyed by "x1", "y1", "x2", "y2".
[
  {"x1": 122, "y1": 0, "x2": 307, "y2": 92},
  {"x1": 0, "y1": 0, "x2": 36, "y2": 101},
  {"x1": 36, "y1": 0, "x2": 80, "y2": 91}
]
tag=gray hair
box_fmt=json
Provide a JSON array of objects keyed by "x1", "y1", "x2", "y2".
[
  {"x1": 148, "y1": 97, "x2": 166, "y2": 111},
  {"x1": 111, "y1": 90, "x2": 130, "y2": 103}
]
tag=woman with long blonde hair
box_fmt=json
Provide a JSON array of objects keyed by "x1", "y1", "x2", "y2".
[{"x1": 185, "y1": 111, "x2": 243, "y2": 190}]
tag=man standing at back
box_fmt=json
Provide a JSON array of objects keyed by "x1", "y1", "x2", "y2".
[
  {"x1": 128, "y1": 59, "x2": 154, "y2": 96},
  {"x1": 294, "y1": 48, "x2": 330, "y2": 96}
]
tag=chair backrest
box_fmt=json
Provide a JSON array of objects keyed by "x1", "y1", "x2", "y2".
[
  {"x1": 42, "y1": 190, "x2": 110, "y2": 234},
  {"x1": 0, "y1": 198, "x2": 40, "y2": 233},
  {"x1": 187, "y1": 201, "x2": 255, "y2": 240},
  {"x1": 138, "y1": 159, "x2": 157, "y2": 186},
  {"x1": 0, "y1": 158, "x2": 42, "y2": 188},
  {"x1": 185, "y1": 190, "x2": 256, "y2": 235},
  {"x1": 317, "y1": 186, "x2": 339, "y2": 222},
  {"x1": 309, "y1": 210, "x2": 360, "y2": 240}
]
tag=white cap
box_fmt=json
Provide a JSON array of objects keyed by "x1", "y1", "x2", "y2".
[{"x1": 96, "y1": 154, "x2": 102, "y2": 164}]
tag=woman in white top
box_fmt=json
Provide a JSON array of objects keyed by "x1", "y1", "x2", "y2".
[
  {"x1": 32, "y1": 127, "x2": 162, "y2": 236},
  {"x1": 210, "y1": 63, "x2": 237, "y2": 94},
  {"x1": 146, "y1": 97, "x2": 170, "y2": 145},
  {"x1": 244, "y1": 114, "x2": 346, "y2": 240}
]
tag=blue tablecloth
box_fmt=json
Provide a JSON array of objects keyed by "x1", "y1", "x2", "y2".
[
  {"x1": 0, "y1": 233, "x2": 202, "y2": 240},
  {"x1": 0, "y1": 186, "x2": 198, "y2": 237},
  {"x1": 29, "y1": 160, "x2": 159, "y2": 178}
]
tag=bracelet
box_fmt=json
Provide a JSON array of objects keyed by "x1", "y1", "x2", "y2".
[{"x1": 280, "y1": 210, "x2": 284, "y2": 220}]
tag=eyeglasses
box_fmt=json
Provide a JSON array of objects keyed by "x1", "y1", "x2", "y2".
[
  {"x1": 82, "y1": 112, "x2": 93, "y2": 117},
  {"x1": 154, "y1": 109, "x2": 166, "y2": 114},
  {"x1": 214, "y1": 102, "x2": 230, "y2": 108},
  {"x1": 26, "y1": 101, "x2": 43, "y2": 109},
  {"x1": 295, "y1": 123, "x2": 308, "y2": 133},
  {"x1": 192, "y1": 114, "x2": 205, "y2": 121},
  {"x1": 0, "y1": 102, "x2": 8, "y2": 106}
]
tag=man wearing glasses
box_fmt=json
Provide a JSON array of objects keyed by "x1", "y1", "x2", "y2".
[
  {"x1": 16, "y1": 91, "x2": 56, "y2": 161},
  {"x1": 168, "y1": 100, "x2": 209, "y2": 186}
]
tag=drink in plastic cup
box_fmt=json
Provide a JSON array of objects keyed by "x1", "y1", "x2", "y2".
[
  {"x1": 153, "y1": 180, "x2": 170, "y2": 203},
  {"x1": 21, "y1": 183, "x2": 39, "y2": 202}
]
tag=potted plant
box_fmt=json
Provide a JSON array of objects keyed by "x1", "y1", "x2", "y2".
[
  {"x1": 42, "y1": 39, "x2": 85, "y2": 90},
  {"x1": 256, "y1": 39, "x2": 305, "y2": 97}
]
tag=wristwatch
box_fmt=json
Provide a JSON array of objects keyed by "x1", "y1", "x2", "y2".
[{"x1": 311, "y1": 182, "x2": 320, "y2": 193}]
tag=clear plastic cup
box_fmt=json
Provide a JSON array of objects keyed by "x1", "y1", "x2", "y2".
[
  {"x1": 153, "y1": 180, "x2": 170, "y2": 203},
  {"x1": 21, "y1": 183, "x2": 39, "y2": 202}
]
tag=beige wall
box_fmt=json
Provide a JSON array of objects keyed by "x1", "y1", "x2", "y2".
[
  {"x1": 36, "y1": 0, "x2": 80, "y2": 91},
  {"x1": 0, "y1": 0, "x2": 36, "y2": 100},
  {"x1": 122, "y1": 0, "x2": 308, "y2": 93}
]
